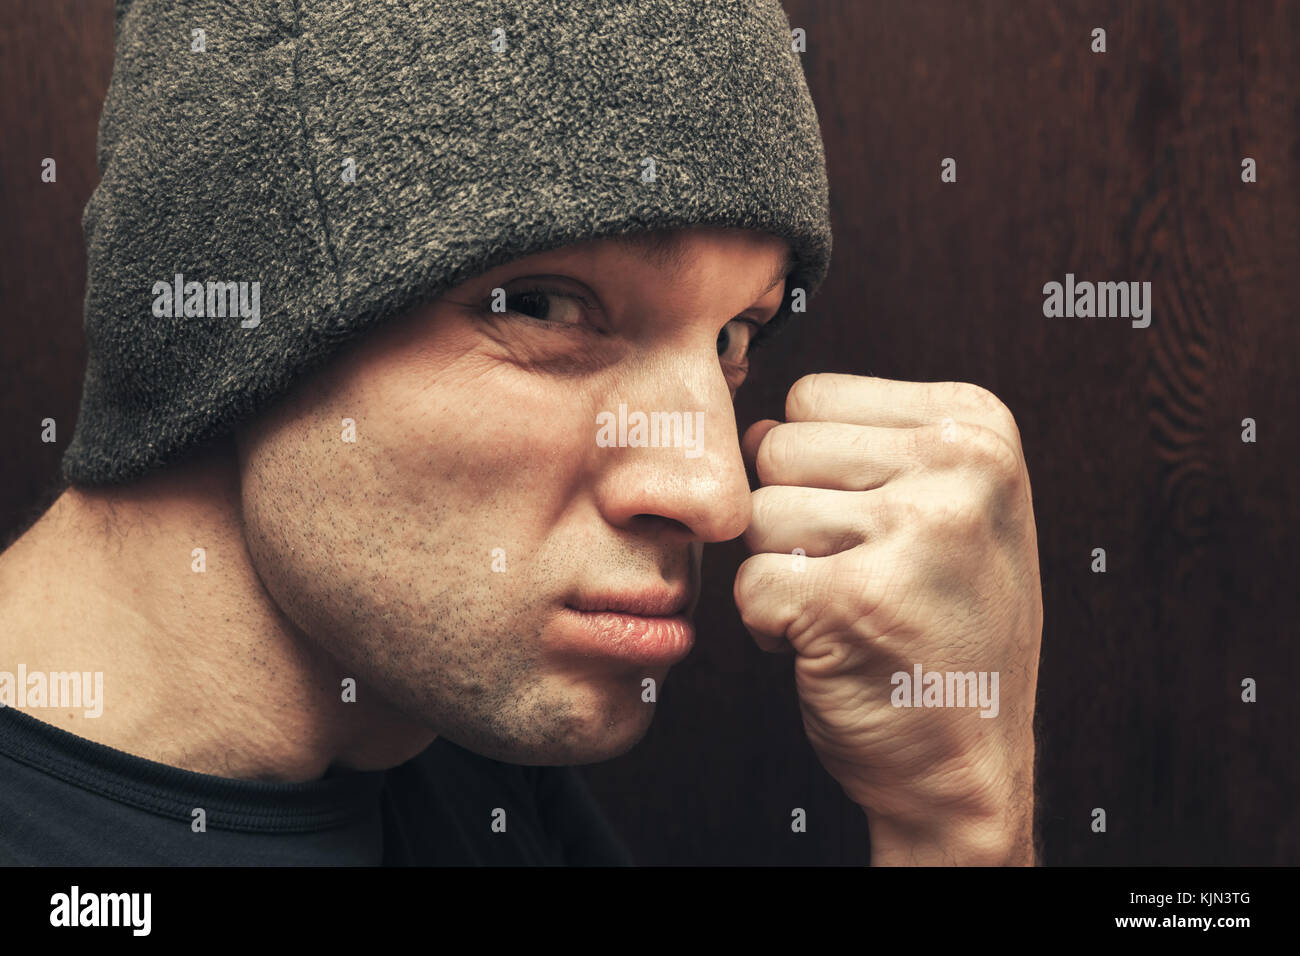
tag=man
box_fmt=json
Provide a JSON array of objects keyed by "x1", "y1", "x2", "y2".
[{"x1": 0, "y1": 0, "x2": 1041, "y2": 865}]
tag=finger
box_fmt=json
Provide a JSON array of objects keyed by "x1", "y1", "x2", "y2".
[
  {"x1": 754, "y1": 418, "x2": 1014, "y2": 491},
  {"x1": 785, "y1": 373, "x2": 1021, "y2": 449},
  {"x1": 734, "y1": 551, "x2": 831, "y2": 653},
  {"x1": 743, "y1": 485, "x2": 878, "y2": 558},
  {"x1": 741, "y1": 418, "x2": 781, "y2": 476},
  {"x1": 753, "y1": 420, "x2": 913, "y2": 490}
]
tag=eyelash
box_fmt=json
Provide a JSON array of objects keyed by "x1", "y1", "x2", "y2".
[
  {"x1": 747, "y1": 318, "x2": 778, "y2": 353},
  {"x1": 478, "y1": 284, "x2": 594, "y2": 327},
  {"x1": 479, "y1": 284, "x2": 766, "y2": 371}
]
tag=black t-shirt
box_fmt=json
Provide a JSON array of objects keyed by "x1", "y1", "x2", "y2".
[{"x1": 0, "y1": 706, "x2": 632, "y2": 866}]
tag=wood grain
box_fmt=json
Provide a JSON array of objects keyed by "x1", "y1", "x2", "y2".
[{"x1": 1, "y1": 0, "x2": 1295, "y2": 864}]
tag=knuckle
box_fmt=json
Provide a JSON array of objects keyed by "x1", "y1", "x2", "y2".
[
  {"x1": 873, "y1": 493, "x2": 907, "y2": 537},
  {"x1": 987, "y1": 401, "x2": 1021, "y2": 446},
  {"x1": 748, "y1": 485, "x2": 780, "y2": 528},
  {"x1": 909, "y1": 421, "x2": 950, "y2": 462},
  {"x1": 831, "y1": 520, "x2": 868, "y2": 557},
  {"x1": 909, "y1": 419, "x2": 993, "y2": 463},
  {"x1": 967, "y1": 425, "x2": 1022, "y2": 479},
  {"x1": 734, "y1": 555, "x2": 768, "y2": 605},
  {"x1": 950, "y1": 382, "x2": 1022, "y2": 444},
  {"x1": 888, "y1": 494, "x2": 928, "y2": 533},
  {"x1": 944, "y1": 502, "x2": 987, "y2": 542},
  {"x1": 917, "y1": 493, "x2": 987, "y2": 543},
  {"x1": 977, "y1": 439, "x2": 1025, "y2": 511},
  {"x1": 949, "y1": 380, "x2": 1000, "y2": 413},
  {"x1": 756, "y1": 424, "x2": 798, "y2": 480},
  {"x1": 786, "y1": 373, "x2": 828, "y2": 421},
  {"x1": 922, "y1": 420, "x2": 1023, "y2": 489},
  {"x1": 994, "y1": 402, "x2": 1021, "y2": 441}
]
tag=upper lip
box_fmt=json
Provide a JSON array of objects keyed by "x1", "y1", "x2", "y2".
[{"x1": 567, "y1": 587, "x2": 692, "y2": 617}]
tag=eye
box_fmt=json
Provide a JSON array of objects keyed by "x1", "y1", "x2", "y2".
[
  {"x1": 487, "y1": 285, "x2": 590, "y2": 327},
  {"x1": 717, "y1": 318, "x2": 760, "y2": 365}
]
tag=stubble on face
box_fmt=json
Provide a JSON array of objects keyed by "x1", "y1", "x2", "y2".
[
  {"x1": 235, "y1": 227, "x2": 787, "y2": 766},
  {"x1": 236, "y1": 308, "x2": 663, "y2": 765}
]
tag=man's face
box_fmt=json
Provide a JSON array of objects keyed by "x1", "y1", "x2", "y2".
[{"x1": 235, "y1": 226, "x2": 792, "y2": 764}]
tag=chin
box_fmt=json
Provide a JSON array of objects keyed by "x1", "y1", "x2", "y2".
[
  {"x1": 549, "y1": 707, "x2": 656, "y2": 765},
  {"x1": 441, "y1": 678, "x2": 658, "y2": 766}
]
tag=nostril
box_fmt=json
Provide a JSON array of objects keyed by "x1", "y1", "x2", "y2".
[{"x1": 632, "y1": 515, "x2": 692, "y2": 536}]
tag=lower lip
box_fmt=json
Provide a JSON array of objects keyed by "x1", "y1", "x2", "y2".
[{"x1": 555, "y1": 608, "x2": 695, "y2": 665}]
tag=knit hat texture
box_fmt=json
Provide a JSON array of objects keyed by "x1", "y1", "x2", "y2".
[{"x1": 63, "y1": 0, "x2": 833, "y2": 485}]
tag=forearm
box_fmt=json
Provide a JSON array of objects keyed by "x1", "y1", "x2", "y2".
[
  {"x1": 866, "y1": 734, "x2": 1039, "y2": 866},
  {"x1": 868, "y1": 804, "x2": 1036, "y2": 865}
]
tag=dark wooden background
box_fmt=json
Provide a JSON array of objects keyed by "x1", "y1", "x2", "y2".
[{"x1": 2, "y1": 1, "x2": 1295, "y2": 865}]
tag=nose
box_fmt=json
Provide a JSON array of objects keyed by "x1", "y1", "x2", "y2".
[{"x1": 591, "y1": 356, "x2": 753, "y2": 545}]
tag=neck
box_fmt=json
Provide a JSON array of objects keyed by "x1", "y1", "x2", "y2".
[{"x1": 0, "y1": 446, "x2": 435, "y2": 782}]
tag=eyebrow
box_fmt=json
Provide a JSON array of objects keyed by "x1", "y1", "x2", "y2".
[
  {"x1": 761, "y1": 249, "x2": 798, "y2": 297},
  {"x1": 613, "y1": 232, "x2": 796, "y2": 301}
]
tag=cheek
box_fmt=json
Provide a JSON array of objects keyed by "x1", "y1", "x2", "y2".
[
  {"x1": 236, "y1": 350, "x2": 598, "y2": 618},
  {"x1": 359, "y1": 362, "x2": 595, "y2": 533}
]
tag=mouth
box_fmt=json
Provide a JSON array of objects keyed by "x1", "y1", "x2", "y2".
[
  {"x1": 558, "y1": 586, "x2": 696, "y2": 665},
  {"x1": 565, "y1": 587, "x2": 692, "y2": 618}
]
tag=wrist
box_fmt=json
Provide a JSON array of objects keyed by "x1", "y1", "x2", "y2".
[
  {"x1": 867, "y1": 806, "x2": 1035, "y2": 865},
  {"x1": 854, "y1": 725, "x2": 1039, "y2": 865}
]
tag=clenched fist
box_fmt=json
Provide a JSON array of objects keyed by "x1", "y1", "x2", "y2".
[{"x1": 734, "y1": 374, "x2": 1043, "y2": 866}]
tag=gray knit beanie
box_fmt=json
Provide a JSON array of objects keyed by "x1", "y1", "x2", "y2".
[{"x1": 62, "y1": 0, "x2": 832, "y2": 485}]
